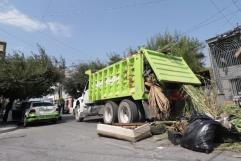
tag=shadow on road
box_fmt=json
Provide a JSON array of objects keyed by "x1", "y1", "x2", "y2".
[
  {"x1": 59, "y1": 114, "x2": 75, "y2": 123},
  {"x1": 18, "y1": 114, "x2": 75, "y2": 128},
  {"x1": 19, "y1": 114, "x2": 104, "y2": 128}
]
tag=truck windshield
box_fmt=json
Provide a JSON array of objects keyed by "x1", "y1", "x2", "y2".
[{"x1": 32, "y1": 102, "x2": 53, "y2": 107}]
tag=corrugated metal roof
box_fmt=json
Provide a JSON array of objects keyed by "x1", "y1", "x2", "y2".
[{"x1": 141, "y1": 49, "x2": 201, "y2": 85}]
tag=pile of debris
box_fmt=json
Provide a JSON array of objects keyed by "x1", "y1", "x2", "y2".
[
  {"x1": 97, "y1": 61, "x2": 241, "y2": 153},
  {"x1": 168, "y1": 113, "x2": 241, "y2": 153}
]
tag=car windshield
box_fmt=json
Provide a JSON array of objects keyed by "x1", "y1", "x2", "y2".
[{"x1": 32, "y1": 102, "x2": 53, "y2": 107}]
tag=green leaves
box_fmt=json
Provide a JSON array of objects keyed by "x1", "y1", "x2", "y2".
[
  {"x1": 63, "y1": 60, "x2": 105, "y2": 98},
  {"x1": 0, "y1": 47, "x2": 63, "y2": 100},
  {"x1": 146, "y1": 32, "x2": 206, "y2": 73},
  {"x1": 107, "y1": 52, "x2": 123, "y2": 65}
]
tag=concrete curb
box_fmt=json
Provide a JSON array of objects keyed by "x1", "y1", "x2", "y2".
[{"x1": 0, "y1": 125, "x2": 19, "y2": 134}]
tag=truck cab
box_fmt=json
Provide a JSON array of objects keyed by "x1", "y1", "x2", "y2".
[{"x1": 74, "y1": 84, "x2": 104, "y2": 121}]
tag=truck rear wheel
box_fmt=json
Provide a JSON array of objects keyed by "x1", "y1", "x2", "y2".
[
  {"x1": 118, "y1": 99, "x2": 139, "y2": 123},
  {"x1": 103, "y1": 101, "x2": 118, "y2": 124}
]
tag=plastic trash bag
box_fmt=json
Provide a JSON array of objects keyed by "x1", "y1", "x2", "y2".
[
  {"x1": 168, "y1": 130, "x2": 182, "y2": 145},
  {"x1": 180, "y1": 114, "x2": 229, "y2": 153}
]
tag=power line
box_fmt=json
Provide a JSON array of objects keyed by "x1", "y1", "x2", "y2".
[
  {"x1": 0, "y1": 0, "x2": 167, "y2": 20},
  {"x1": 41, "y1": 0, "x2": 52, "y2": 19},
  {"x1": 40, "y1": 0, "x2": 167, "y2": 17},
  {"x1": 103, "y1": 0, "x2": 166, "y2": 11},
  {"x1": 0, "y1": 1, "x2": 82, "y2": 54},
  {"x1": 0, "y1": 18, "x2": 82, "y2": 59},
  {"x1": 186, "y1": 9, "x2": 240, "y2": 35},
  {"x1": 0, "y1": 23, "x2": 74, "y2": 60},
  {"x1": 0, "y1": 26, "x2": 36, "y2": 49},
  {"x1": 184, "y1": 2, "x2": 234, "y2": 34},
  {"x1": 232, "y1": 0, "x2": 241, "y2": 14},
  {"x1": 159, "y1": 3, "x2": 241, "y2": 51},
  {"x1": 209, "y1": 0, "x2": 233, "y2": 27},
  {"x1": 1, "y1": 0, "x2": 241, "y2": 64}
]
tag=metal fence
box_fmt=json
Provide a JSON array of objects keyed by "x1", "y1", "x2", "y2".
[{"x1": 207, "y1": 27, "x2": 241, "y2": 102}]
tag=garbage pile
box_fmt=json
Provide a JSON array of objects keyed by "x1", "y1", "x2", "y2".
[
  {"x1": 143, "y1": 63, "x2": 241, "y2": 153},
  {"x1": 97, "y1": 59, "x2": 241, "y2": 153},
  {"x1": 145, "y1": 83, "x2": 241, "y2": 153}
]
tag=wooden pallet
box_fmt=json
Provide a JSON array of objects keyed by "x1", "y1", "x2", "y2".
[{"x1": 97, "y1": 123, "x2": 151, "y2": 142}]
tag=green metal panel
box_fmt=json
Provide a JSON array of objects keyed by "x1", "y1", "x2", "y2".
[
  {"x1": 86, "y1": 53, "x2": 144, "y2": 103},
  {"x1": 86, "y1": 49, "x2": 201, "y2": 103},
  {"x1": 141, "y1": 49, "x2": 201, "y2": 85}
]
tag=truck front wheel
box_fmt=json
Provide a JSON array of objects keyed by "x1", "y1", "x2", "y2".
[
  {"x1": 118, "y1": 99, "x2": 139, "y2": 123},
  {"x1": 103, "y1": 101, "x2": 118, "y2": 124},
  {"x1": 75, "y1": 106, "x2": 84, "y2": 122}
]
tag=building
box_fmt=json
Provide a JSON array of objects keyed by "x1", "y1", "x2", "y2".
[
  {"x1": 45, "y1": 70, "x2": 75, "y2": 113},
  {"x1": 0, "y1": 41, "x2": 7, "y2": 58},
  {"x1": 207, "y1": 27, "x2": 241, "y2": 103}
]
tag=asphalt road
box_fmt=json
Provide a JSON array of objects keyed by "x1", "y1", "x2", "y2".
[{"x1": 0, "y1": 115, "x2": 240, "y2": 161}]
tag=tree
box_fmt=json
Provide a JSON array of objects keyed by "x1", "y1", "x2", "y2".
[
  {"x1": 107, "y1": 52, "x2": 123, "y2": 65},
  {"x1": 146, "y1": 32, "x2": 205, "y2": 72},
  {"x1": 63, "y1": 60, "x2": 105, "y2": 98},
  {"x1": 0, "y1": 47, "x2": 63, "y2": 122}
]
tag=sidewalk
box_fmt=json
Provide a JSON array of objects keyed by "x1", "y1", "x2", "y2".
[
  {"x1": 0, "y1": 111, "x2": 19, "y2": 133},
  {"x1": 0, "y1": 123, "x2": 18, "y2": 134}
]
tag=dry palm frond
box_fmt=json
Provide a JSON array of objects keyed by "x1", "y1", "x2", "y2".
[
  {"x1": 145, "y1": 82, "x2": 170, "y2": 120},
  {"x1": 182, "y1": 85, "x2": 217, "y2": 118}
]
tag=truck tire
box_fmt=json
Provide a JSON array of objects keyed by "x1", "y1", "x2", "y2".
[
  {"x1": 75, "y1": 106, "x2": 84, "y2": 122},
  {"x1": 103, "y1": 101, "x2": 118, "y2": 124},
  {"x1": 136, "y1": 101, "x2": 145, "y2": 122},
  {"x1": 118, "y1": 99, "x2": 139, "y2": 123}
]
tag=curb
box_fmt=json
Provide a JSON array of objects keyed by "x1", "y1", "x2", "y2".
[{"x1": 0, "y1": 126, "x2": 19, "y2": 134}]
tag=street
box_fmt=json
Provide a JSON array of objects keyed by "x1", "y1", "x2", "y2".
[{"x1": 0, "y1": 115, "x2": 240, "y2": 161}]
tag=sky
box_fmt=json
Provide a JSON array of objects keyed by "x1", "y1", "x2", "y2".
[{"x1": 0, "y1": 0, "x2": 240, "y2": 67}]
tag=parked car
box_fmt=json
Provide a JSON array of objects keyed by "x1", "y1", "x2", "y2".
[
  {"x1": 24, "y1": 101, "x2": 59, "y2": 126},
  {"x1": 12, "y1": 101, "x2": 31, "y2": 123}
]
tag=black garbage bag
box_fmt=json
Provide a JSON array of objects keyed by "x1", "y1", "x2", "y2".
[
  {"x1": 180, "y1": 114, "x2": 231, "y2": 153},
  {"x1": 188, "y1": 113, "x2": 213, "y2": 123},
  {"x1": 168, "y1": 130, "x2": 182, "y2": 145}
]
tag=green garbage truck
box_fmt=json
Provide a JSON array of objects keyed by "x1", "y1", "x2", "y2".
[{"x1": 74, "y1": 49, "x2": 201, "y2": 123}]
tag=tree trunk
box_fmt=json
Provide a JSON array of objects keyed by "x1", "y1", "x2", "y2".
[{"x1": 2, "y1": 98, "x2": 15, "y2": 123}]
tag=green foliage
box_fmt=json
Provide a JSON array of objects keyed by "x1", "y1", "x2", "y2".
[
  {"x1": 217, "y1": 142, "x2": 241, "y2": 152},
  {"x1": 182, "y1": 85, "x2": 218, "y2": 118},
  {"x1": 219, "y1": 104, "x2": 241, "y2": 132},
  {"x1": 63, "y1": 60, "x2": 105, "y2": 98},
  {"x1": 0, "y1": 47, "x2": 63, "y2": 100},
  {"x1": 146, "y1": 32, "x2": 206, "y2": 72},
  {"x1": 107, "y1": 52, "x2": 123, "y2": 65}
]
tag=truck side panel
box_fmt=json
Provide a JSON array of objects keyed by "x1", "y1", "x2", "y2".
[
  {"x1": 143, "y1": 49, "x2": 201, "y2": 85},
  {"x1": 87, "y1": 54, "x2": 144, "y2": 103}
]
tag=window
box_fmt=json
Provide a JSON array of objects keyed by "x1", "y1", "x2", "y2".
[{"x1": 32, "y1": 102, "x2": 53, "y2": 107}]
